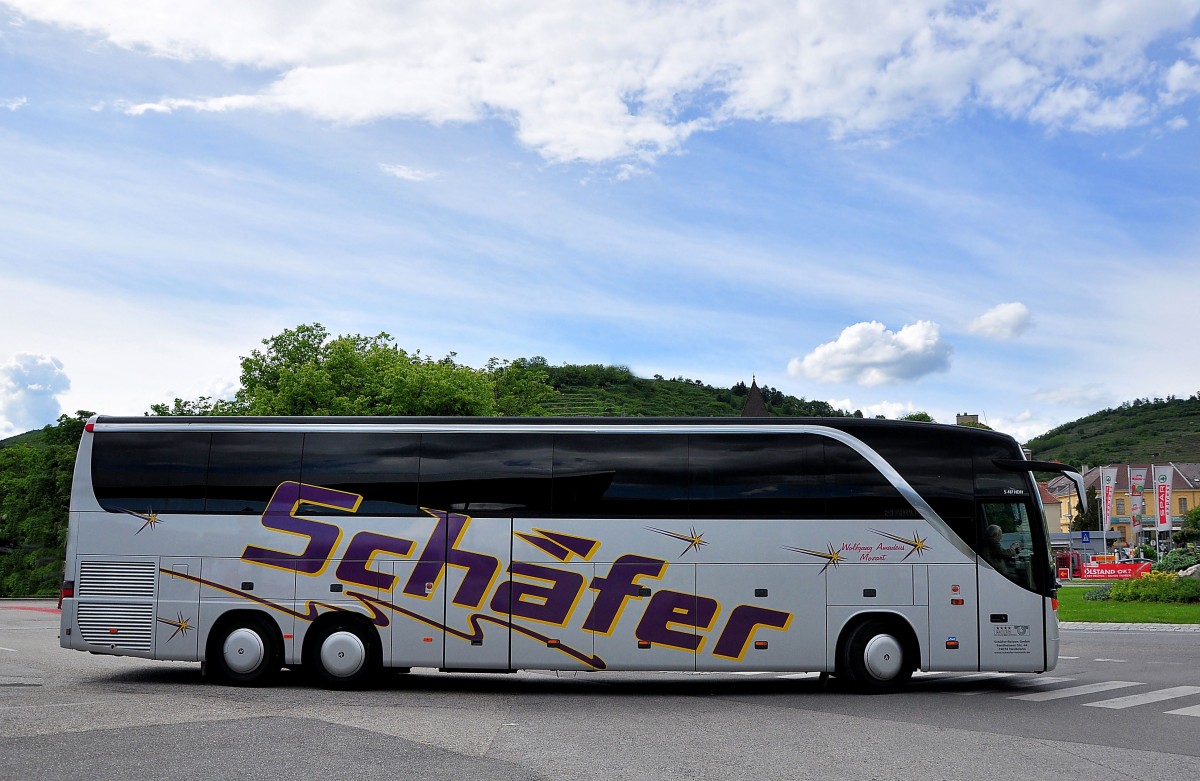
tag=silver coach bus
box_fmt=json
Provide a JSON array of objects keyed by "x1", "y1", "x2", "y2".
[{"x1": 59, "y1": 416, "x2": 1084, "y2": 691}]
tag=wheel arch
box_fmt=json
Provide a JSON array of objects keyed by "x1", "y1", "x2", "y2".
[
  {"x1": 204, "y1": 608, "x2": 285, "y2": 664},
  {"x1": 300, "y1": 610, "x2": 384, "y2": 674},
  {"x1": 833, "y1": 610, "x2": 922, "y2": 678}
]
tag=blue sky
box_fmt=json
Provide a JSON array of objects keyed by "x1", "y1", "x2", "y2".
[{"x1": 2, "y1": 2, "x2": 1199, "y2": 442}]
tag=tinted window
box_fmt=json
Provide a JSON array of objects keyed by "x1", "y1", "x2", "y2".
[
  {"x1": 301, "y1": 433, "x2": 420, "y2": 516},
  {"x1": 860, "y1": 427, "x2": 976, "y2": 546},
  {"x1": 419, "y1": 433, "x2": 552, "y2": 516},
  {"x1": 553, "y1": 434, "x2": 689, "y2": 517},
  {"x1": 978, "y1": 500, "x2": 1047, "y2": 593},
  {"x1": 821, "y1": 440, "x2": 912, "y2": 519},
  {"x1": 206, "y1": 432, "x2": 304, "y2": 514},
  {"x1": 92, "y1": 432, "x2": 210, "y2": 513},
  {"x1": 689, "y1": 433, "x2": 823, "y2": 517}
]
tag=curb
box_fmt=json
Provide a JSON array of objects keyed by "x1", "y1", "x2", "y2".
[{"x1": 1059, "y1": 621, "x2": 1200, "y2": 632}]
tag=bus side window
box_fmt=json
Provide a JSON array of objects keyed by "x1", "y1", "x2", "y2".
[
  {"x1": 978, "y1": 501, "x2": 1036, "y2": 589},
  {"x1": 206, "y1": 432, "x2": 304, "y2": 514},
  {"x1": 688, "y1": 433, "x2": 823, "y2": 518},
  {"x1": 821, "y1": 441, "x2": 914, "y2": 520},
  {"x1": 92, "y1": 431, "x2": 210, "y2": 514},
  {"x1": 419, "y1": 433, "x2": 553, "y2": 516},
  {"x1": 301, "y1": 432, "x2": 421, "y2": 516},
  {"x1": 552, "y1": 434, "x2": 688, "y2": 518}
]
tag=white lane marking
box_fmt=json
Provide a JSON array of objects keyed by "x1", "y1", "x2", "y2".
[
  {"x1": 1165, "y1": 704, "x2": 1200, "y2": 717},
  {"x1": 1009, "y1": 676, "x2": 1075, "y2": 689},
  {"x1": 1058, "y1": 656, "x2": 1080, "y2": 660},
  {"x1": 1011, "y1": 681, "x2": 1142, "y2": 702},
  {"x1": 1094, "y1": 658, "x2": 1127, "y2": 663},
  {"x1": 934, "y1": 672, "x2": 1014, "y2": 684},
  {"x1": 1083, "y1": 686, "x2": 1200, "y2": 709},
  {"x1": 0, "y1": 646, "x2": 18, "y2": 652}
]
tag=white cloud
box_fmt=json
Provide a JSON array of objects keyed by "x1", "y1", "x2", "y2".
[
  {"x1": 967, "y1": 302, "x2": 1031, "y2": 340},
  {"x1": 6, "y1": 1, "x2": 1200, "y2": 163},
  {"x1": 789, "y1": 320, "x2": 952, "y2": 387},
  {"x1": 985, "y1": 410, "x2": 1051, "y2": 442},
  {"x1": 379, "y1": 163, "x2": 438, "y2": 182},
  {"x1": 2, "y1": 96, "x2": 27, "y2": 110},
  {"x1": 0, "y1": 353, "x2": 71, "y2": 436},
  {"x1": 1162, "y1": 59, "x2": 1200, "y2": 105},
  {"x1": 860, "y1": 400, "x2": 921, "y2": 419},
  {"x1": 1166, "y1": 115, "x2": 1189, "y2": 130},
  {"x1": 1031, "y1": 384, "x2": 1117, "y2": 411}
]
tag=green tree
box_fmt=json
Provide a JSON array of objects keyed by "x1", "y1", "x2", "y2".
[
  {"x1": 1175, "y1": 506, "x2": 1200, "y2": 547},
  {"x1": 488, "y1": 356, "x2": 554, "y2": 416},
  {"x1": 899, "y1": 411, "x2": 935, "y2": 422},
  {"x1": 1070, "y1": 486, "x2": 1101, "y2": 532},
  {"x1": 0, "y1": 411, "x2": 91, "y2": 596},
  {"x1": 160, "y1": 324, "x2": 557, "y2": 418}
]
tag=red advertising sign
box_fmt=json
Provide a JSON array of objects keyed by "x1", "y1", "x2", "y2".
[
  {"x1": 1080, "y1": 561, "x2": 1152, "y2": 580},
  {"x1": 1154, "y1": 465, "x2": 1173, "y2": 531}
]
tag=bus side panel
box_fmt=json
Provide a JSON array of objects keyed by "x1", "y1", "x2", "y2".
[
  {"x1": 197, "y1": 558, "x2": 296, "y2": 664},
  {"x1": 926, "y1": 564, "x2": 979, "y2": 671},
  {"x1": 386, "y1": 558, "x2": 448, "y2": 669},
  {"x1": 594, "y1": 561, "x2": 697, "y2": 671},
  {"x1": 827, "y1": 565, "x2": 926, "y2": 673},
  {"x1": 977, "y1": 565, "x2": 1047, "y2": 672},
  {"x1": 505, "y1": 563, "x2": 596, "y2": 672},
  {"x1": 70, "y1": 554, "x2": 158, "y2": 659},
  {"x1": 156, "y1": 558, "x2": 202, "y2": 661},
  {"x1": 696, "y1": 564, "x2": 826, "y2": 672},
  {"x1": 441, "y1": 516, "x2": 512, "y2": 670}
]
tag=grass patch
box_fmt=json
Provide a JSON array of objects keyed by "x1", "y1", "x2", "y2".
[{"x1": 1057, "y1": 585, "x2": 1200, "y2": 623}]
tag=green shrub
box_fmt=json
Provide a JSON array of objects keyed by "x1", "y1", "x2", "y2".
[
  {"x1": 1153, "y1": 548, "x2": 1200, "y2": 573},
  {"x1": 1109, "y1": 572, "x2": 1200, "y2": 603},
  {"x1": 1083, "y1": 585, "x2": 1112, "y2": 601}
]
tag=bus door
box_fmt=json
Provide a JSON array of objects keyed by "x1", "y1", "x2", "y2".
[{"x1": 976, "y1": 500, "x2": 1047, "y2": 671}]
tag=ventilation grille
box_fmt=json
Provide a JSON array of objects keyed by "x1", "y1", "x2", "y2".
[
  {"x1": 78, "y1": 560, "x2": 156, "y2": 598},
  {"x1": 77, "y1": 602, "x2": 154, "y2": 652}
]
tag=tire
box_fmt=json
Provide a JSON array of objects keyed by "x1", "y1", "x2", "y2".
[
  {"x1": 839, "y1": 619, "x2": 913, "y2": 693},
  {"x1": 208, "y1": 615, "x2": 281, "y2": 686},
  {"x1": 306, "y1": 618, "x2": 380, "y2": 689}
]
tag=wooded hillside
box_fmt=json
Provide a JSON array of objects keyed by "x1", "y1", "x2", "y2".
[{"x1": 1026, "y1": 395, "x2": 1200, "y2": 466}]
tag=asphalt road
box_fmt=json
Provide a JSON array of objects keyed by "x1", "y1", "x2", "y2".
[{"x1": 3, "y1": 601, "x2": 1198, "y2": 780}]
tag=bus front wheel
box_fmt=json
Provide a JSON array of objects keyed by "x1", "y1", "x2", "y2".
[
  {"x1": 307, "y1": 618, "x2": 379, "y2": 689},
  {"x1": 839, "y1": 619, "x2": 912, "y2": 693},
  {"x1": 208, "y1": 615, "x2": 281, "y2": 686}
]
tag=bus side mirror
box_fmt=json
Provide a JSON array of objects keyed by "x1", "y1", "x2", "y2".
[{"x1": 1063, "y1": 471, "x2": 1086, "y2": 512}]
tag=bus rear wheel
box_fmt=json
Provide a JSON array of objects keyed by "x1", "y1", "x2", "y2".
[
  {"x1": 839, "y1": 619, "x2": 912, "y2": 693},
  {"x1": 306, "y1": 618, "x2": 379, "y2": 689},
  {"x1": 208, "y1": 615, "x2": 281, "y2": 686}
]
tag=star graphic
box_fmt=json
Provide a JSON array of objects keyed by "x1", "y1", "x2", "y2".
[
  {"x1": 870, "y1": 529, "x2": 931, "y2": 560},
  {"x1": 118, "y1": 507, "x2": 163, "y2": 534},
  {"x1": 647, "y1": 526, "x2": 709, "y2": 557},
  {"x1": 156, "y1": 612, "x2": 193, "y2": 641},
  {"x1": 784, "y1": 543, "x2": 842, "y2": 573}
]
